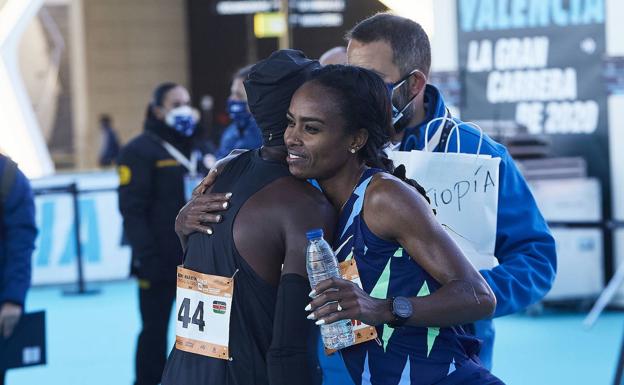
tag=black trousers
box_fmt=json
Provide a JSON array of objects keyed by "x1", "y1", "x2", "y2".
[{"x1": 135, "y1": 281, "x2": 176, "y2": 385}]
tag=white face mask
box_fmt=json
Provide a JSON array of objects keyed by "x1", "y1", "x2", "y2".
[{"x1": 165, "y1": 106, "x2": 198, "y2": 137}]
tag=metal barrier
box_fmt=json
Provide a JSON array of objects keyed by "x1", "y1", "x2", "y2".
[{"x1": 32, "y1": 183, "x2": 117, "y2": 295}]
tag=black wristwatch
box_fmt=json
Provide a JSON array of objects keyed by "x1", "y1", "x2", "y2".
[{"x1": 388, "y1": 296, "x2": 413, "y2": 328}]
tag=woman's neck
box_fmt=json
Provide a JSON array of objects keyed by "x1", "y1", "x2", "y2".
[{"x1": 318, "y1": 161, "x2": 368, "y2": 213}]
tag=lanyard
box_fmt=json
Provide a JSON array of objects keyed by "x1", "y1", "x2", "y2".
[
  {"x1": 158, "y1": 140, "x2": 198, "y2": 177},
  {"x1": 402, "y1": 108, "x2": 454, "y2": 152},
  {"x1": 424, "y1": 108, "x2": 451, "y2": 151}
]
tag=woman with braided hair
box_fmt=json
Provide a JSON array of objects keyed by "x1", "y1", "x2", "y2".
[{"x1": 287, "y1": 65, "x2": 503, "y2": 385}]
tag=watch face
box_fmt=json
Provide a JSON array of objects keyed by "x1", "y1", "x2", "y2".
[{"x1": 393, "y1": 297, "x2": 413, "y2": 318}]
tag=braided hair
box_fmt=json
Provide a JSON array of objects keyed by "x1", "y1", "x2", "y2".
[{"x1": 307, "y1": 65, "x2": 395, "y2": 173}]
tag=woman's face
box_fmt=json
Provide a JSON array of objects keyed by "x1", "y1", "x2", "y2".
[
  {"x1": 285, "y1": 81, "x2": 363, "y2": 180},
  {"x1": 154, "y1": 86, "x2": 191, "y2": 120}
]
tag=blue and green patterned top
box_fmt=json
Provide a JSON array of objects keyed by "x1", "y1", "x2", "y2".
[{"x1": 331, "y1": 168, "x2": 498, "y2": 385}]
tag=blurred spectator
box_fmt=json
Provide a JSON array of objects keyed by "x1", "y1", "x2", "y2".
[
  {"x1": 197, "y1": 95, "x2": 219, "y2": 169},
  {"x1": 215, "y1": 65, "x2": 263, "y2": 159},
  {"x1": 199, "y1": 94, "x2": 216, "y2": 143},
  {"x1": 98, "y1": 114, "x2": 121, "y2": 167},
  {"x1": 0, "y1": 154, "x2": 37, "y2": 385},
  {"x1": 117, "y1": 82, "x2": 207, "y2": 385},
  {"x1": 319, "y1": 46, "x2": 347, "y2": 66}
]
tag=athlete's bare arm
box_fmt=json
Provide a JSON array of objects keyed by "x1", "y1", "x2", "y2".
[{"x1": 308, "y1": 173, "x2": 496, "y2": 328}]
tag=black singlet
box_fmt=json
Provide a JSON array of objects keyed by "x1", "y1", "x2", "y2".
[{"x1": 161, "y1": 149, "x2": 293, "y2": 385}]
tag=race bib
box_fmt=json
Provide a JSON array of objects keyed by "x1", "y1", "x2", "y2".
[
  {"x1": 325, "y1": 259, "x2": 378, "y2": 354},
  {"x1": 175, "y1": 265, "x2": 234, "y2": 360}
]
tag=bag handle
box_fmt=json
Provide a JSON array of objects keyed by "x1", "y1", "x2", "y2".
[
  {"x1": 424, "y1": 117, "x2": 485, "y2": 157},
  {"x1": 459, "y1": 121, "x2": 484, "y2": 157},
  {"x1": 424, "y1": 116, "x2": 460, "y2": 153},
  {"x1": 444, "y1": 121, "x2": 485, "y2": 157}
]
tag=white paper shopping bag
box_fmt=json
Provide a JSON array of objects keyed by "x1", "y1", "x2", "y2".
[{"x1": 388, "y1": 118, "x2": 501, "y2": 269}]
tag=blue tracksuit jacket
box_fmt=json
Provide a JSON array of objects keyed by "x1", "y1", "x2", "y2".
[
  {"x1": 400, "y1": 85, "x2": 557, "y2": 368},
  {"x1": 0, "y1": 156, "x2": 37, "y2": 306},
  {"x1": 215, "y1": 119, "x2": 263, "y2": 159}
]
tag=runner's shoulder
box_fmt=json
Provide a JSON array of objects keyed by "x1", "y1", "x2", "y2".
[
  {"x1": 213, "y1": 149, "x2": 248, "y2": 175},
  {"x1": 366, "y1": 172, "x2": 431, "y2": 218},
  {"x1": 367, "y1": 172, "x2": 409, "y2": 203},
  {"x1": 270, "y1": 176, "x2": 333, "y2": 213}
]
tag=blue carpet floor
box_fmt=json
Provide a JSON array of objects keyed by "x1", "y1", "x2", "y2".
[{"x1": 5, "y1": 280, "x2": 623, "y2": 385}]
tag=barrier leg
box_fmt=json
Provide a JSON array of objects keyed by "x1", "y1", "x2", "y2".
[{"x1": 63, "y1": 183, "x2": 99, "y2": 296}]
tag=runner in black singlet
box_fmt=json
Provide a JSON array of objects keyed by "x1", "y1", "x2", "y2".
[{"x1": 161, "y1": 50, "x2": 334, "y2": 385}]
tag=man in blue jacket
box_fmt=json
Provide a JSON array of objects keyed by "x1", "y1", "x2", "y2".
[
  {"x1": 345, "y1": 13, "x2": 556, "y2": 369},
  {"x1": 0, "y1": 154, "x2": 37, "y2": 384},
  {"x1": 215, "y1": 65, "x2": 263, "y2": 159}
]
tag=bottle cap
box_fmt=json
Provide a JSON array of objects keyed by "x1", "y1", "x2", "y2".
[{"x1": 306, "y1": 228, "x2": 324, "y2": 240}]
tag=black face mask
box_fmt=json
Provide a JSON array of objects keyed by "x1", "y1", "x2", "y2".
[{"x1": 385, "y1": 69, "x2": 422, "y2": 132}]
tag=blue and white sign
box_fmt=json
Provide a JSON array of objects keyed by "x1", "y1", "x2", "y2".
[
  {"x1": 30, "y1": 171, "x2": 130, "y2": 285},
  {"x1": 457, "y1": 0, "x2": 610, "y2": 219}
]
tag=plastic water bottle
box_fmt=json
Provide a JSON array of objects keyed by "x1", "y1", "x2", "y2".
[{"x1": 306, "y1": 228, "x2": 354, "y2": 350}]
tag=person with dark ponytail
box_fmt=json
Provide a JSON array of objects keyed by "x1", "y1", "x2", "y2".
[
  {"x1": 286, "y1": 65, "x2": 504, "y2": 384},
  {"x1": 117, "y1": 82, "x2": 207, "y2": 385}
]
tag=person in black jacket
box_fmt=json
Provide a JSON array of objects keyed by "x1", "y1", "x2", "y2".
[{"x1": 117, "y1": 82, "x2": 206, "y2": 385}]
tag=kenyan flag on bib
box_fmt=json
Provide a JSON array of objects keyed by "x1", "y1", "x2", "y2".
[{"x1": 212, "y1": 301, "x2": 226, "y2": 314}]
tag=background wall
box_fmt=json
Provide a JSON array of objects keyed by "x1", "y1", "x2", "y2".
[
  {"x1": 430, "y1": 0, "x2": 458, "y2": 72},
  {"x1": 18, "y1": 16, "x2": 60, "y2": 143},
  {"x1": 71, "y1": 0, "x2": 189, "y2": 169},
  {"x1": 186, "y1": 0, "x2": 387, "y2": 144}
]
